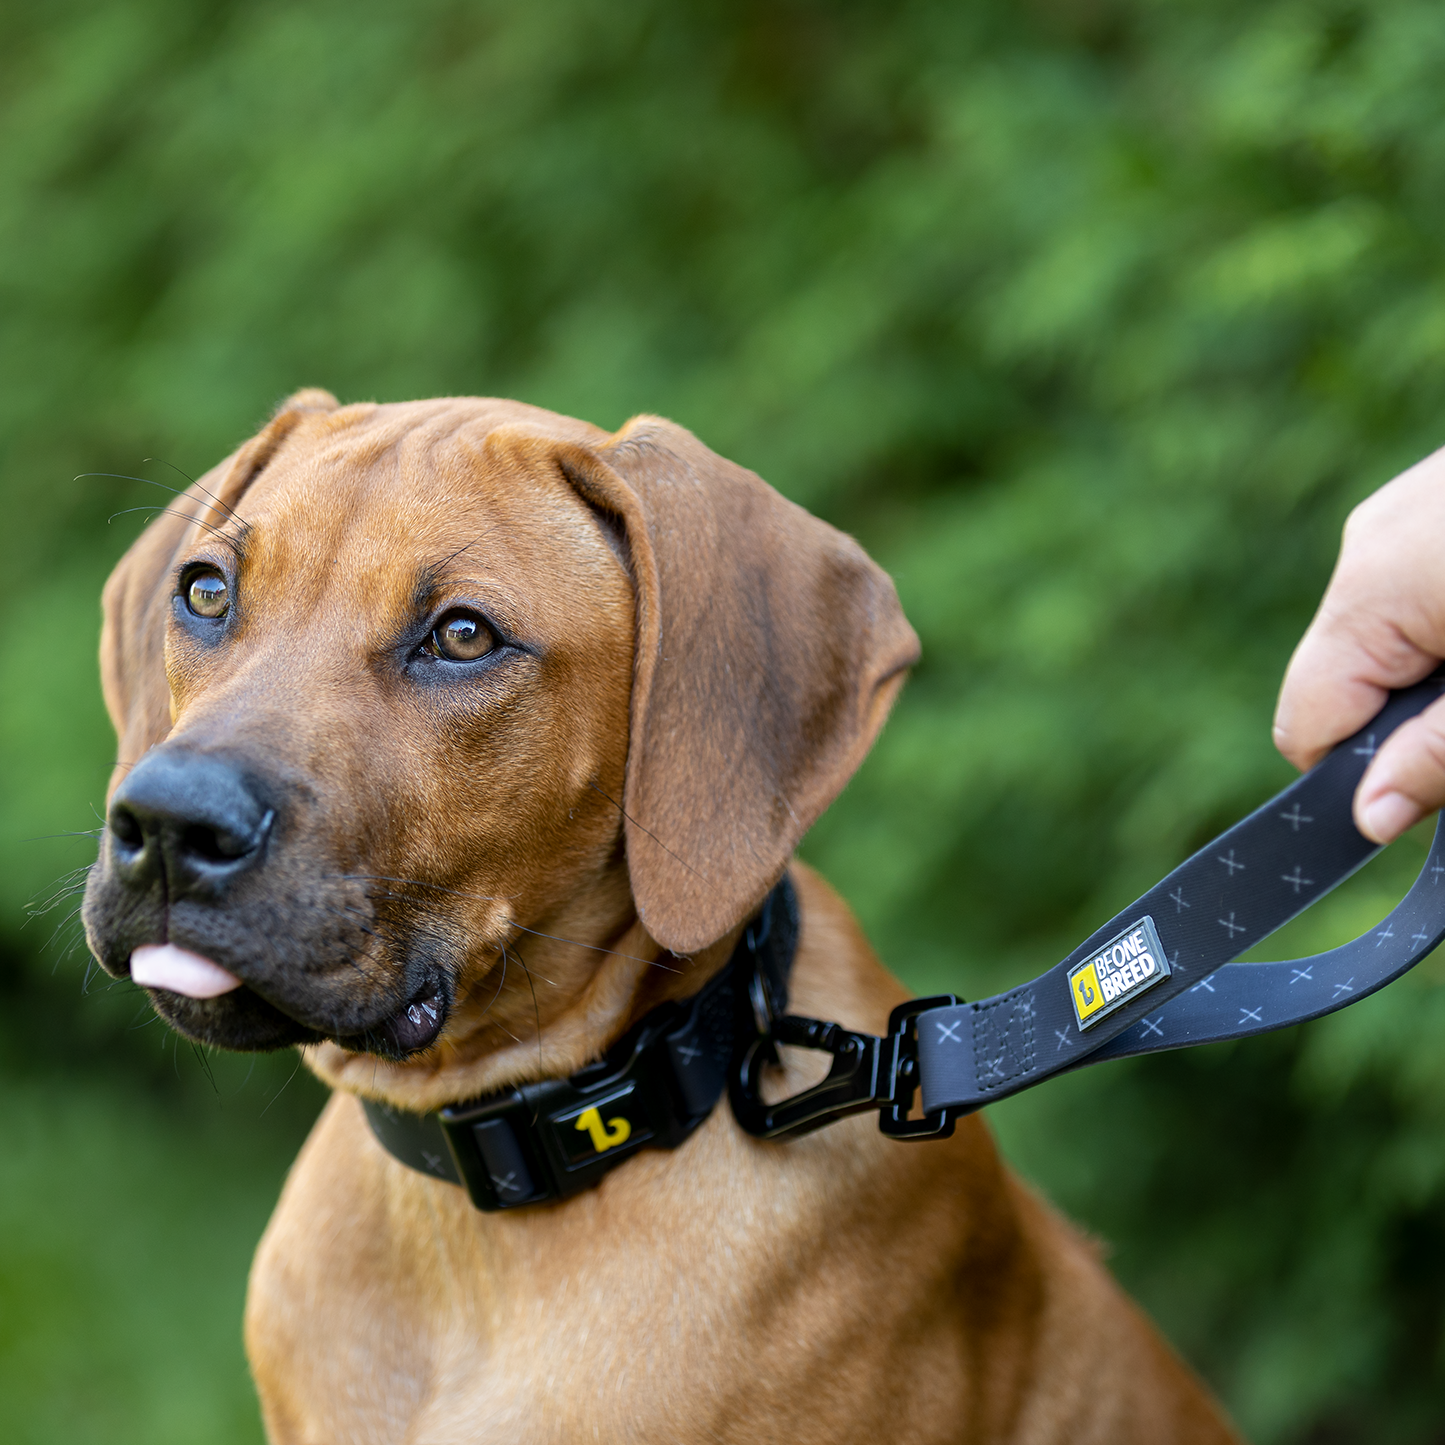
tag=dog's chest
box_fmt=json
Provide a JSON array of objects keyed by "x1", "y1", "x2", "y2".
[{"x1": 248, "y1": 1095, "x2": 961, "y2": 1445}]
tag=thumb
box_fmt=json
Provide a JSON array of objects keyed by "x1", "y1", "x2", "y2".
[{"x1": 1354, "y1": 694, "x2": 1445, "y2": 843}]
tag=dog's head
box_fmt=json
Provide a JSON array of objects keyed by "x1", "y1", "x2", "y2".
[{"x1": 81, "y1": 392, "x2": 917, "y2": 1101}]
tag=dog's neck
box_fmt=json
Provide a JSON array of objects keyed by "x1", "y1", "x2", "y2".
[{"x1": 304, "y1": 861, "x2": 742, "y2": 1115}]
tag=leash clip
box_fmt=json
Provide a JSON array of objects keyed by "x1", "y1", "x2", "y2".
[{"x1": 729, "y1": 994, "x2": 961, "y2": 1142}]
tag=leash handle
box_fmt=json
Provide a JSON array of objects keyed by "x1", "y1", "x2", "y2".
[
  {"x1": 1079, "y1": 808, "x2": 1445, "y2": 1066},
  {"x1": 731, "y1": 671, "x2": 1445, "y2": 1140}
]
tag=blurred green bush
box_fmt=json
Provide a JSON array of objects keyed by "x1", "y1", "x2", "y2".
[{"x1": 3, "y1": 0, "x2": 1445, "y2": 1440}]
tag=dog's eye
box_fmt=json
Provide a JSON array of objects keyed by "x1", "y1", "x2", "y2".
[
  {"x1": 185, "y1": 568, "x2": 229, "y2": 619},
  {"x1": 428, "y1": 610, "x2": 496, "y2": 662}
]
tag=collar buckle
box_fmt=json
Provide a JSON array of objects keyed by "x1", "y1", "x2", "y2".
[
  {"x1": 436, "y1": 986, "x2": 729, "y2": 1211},
  {"x1": 437, "y1": 1038, "x2": 671, "y2": 1211}
]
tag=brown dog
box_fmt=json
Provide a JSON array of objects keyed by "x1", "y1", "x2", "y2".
[{"x1": 83, "y1": 392, "x2": 1239, "y2": 1443}]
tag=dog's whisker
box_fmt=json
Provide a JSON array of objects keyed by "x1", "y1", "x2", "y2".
[
  {"x1": 46, "y1": 902, "x2": 85, "y2": 942},
  {"x1": 28, "y1": 882, "x2": 90, "y2": 910},
  {"x1": 31, "y1": 862, "x2": 93, "y2": 890},
  {"x1": 143, "y1": 458, "x2": 201, "y2": 485},
  {"x1": 506, "y1": 922, "x2": 679, "y2": 974},
  {"x1": 433, "y1": 527, "x2": 499, "y2": 574},
  {"x1": 33, "y1": 902, "x2": 86, "y2": 963},
  {"x1": 128, "y1": 1001, "x2": 165, "y2": 1031},
  {"x1": 297, "y1": 908, "x2": 393, "y2": 988},
  {"x1": 475, "y1": 946, "x2": 510, "y2": 1022},
  {"x1": 191, "y1": 1039, "x2": 220, "y2": 1095},
  {"x1": 335, "y1": 874, "x2": 514, "y2": 902},
  {"x1": 241, "y1": 892, "x2": 395, "y2": 985},
  {"x1": 26, "y1": 884, "x2": 90, "y2": 923},
  {"x1": 411, "y1": 537, "x2": 504, "y2": 612},
  {"x1": 336, "y1": 941, "x2": 390, "y2": 985},
  {"x1": 586, "y1": 780, "x2": 714, "y2": 892},
  {"x1": 143, "y1": 456, "x2": 253, "y2": 532},
  {"x1": 260, "y1": 1051, "x2": 304, "y2": 1118},
  {"x1": 25, "y1": 883, "x2": 89, "y2": 922},
  {"x1": 515, "y1": 945, "x2": 544, "y2": 1081},
  {"x1": 81, "y1": 467, "x2": 251, "y2": 534},
  {"x1": 105, "y1": 504, "x2": 241, "y2": 552},
  {"x1": 309, "y1": 902, "x2": 378, "y2": 939}
]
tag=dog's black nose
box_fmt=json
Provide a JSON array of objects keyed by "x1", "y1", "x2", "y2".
[{"x1": 108, "y1": 749, "x2": 274, "y2": 898}]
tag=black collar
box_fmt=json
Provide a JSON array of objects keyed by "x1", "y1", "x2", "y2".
[{"x1": 362, "y1": 877, "x2": 797, "y2": 1211}]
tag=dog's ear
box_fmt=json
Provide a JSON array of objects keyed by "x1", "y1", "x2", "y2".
[
  {"x1": 538, "y1": 414, "x2": 920, "y2": 954},
  {"x1": 98, "y1": 389, "x2": 341, "y2": 793}
]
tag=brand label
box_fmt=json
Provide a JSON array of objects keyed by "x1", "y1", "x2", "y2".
[
  {"x1": 574, "y1": 1106, "x2": 631, "y2": 1152},
  {"x1": 550, "y1": 1084, "x2": 651, "y2": 1170},
  {"x1": 1068, "y1": 915, "x2": 1170, "y2": 1031}
]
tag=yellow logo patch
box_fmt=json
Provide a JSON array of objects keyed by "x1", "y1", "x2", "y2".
[
  {"x1": 1067, "y1": 915, "x2": 1171, "y2": 1031},
  {"x1": 1071, "y1": 961, "x2": 1106, "y2": 1024}
]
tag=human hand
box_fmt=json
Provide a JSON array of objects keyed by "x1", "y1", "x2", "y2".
[{"x1": 1274, "y1": 445, "x2": 1445, "y2": 844}]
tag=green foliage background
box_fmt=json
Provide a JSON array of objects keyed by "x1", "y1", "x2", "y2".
[{"x1": 3, "y1": 1, "x2": 1445, "y2": 1440}]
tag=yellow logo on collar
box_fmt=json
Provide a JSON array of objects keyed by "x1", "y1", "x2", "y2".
[
  {"x1": 1071, "y1": 961, "x2": 1106, "y2": 1024},
  {"x1": 575, "y1": 1106, "x2": 632, "y2": 1153}
]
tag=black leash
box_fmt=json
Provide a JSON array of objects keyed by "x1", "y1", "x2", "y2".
[
  {"x1": 740, "y1": 670, "x2": 1445, "y2": 1139},
  {"x1": 367, "y1": 673, "x2": 1445, "y2": 1207}
]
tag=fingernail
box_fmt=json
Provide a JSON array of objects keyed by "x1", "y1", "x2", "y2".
[{"x1": 1360, "y1": 791, "x2": 1421, "y2": 844}]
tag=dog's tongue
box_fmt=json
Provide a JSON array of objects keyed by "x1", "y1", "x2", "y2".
[{"x1": 130, "y1": 944, "x2": 243, "y2": 999}]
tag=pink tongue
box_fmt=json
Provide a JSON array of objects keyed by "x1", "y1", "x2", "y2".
[{"x1": 130, "y1": 944, "x2": 243, "y2": 999}]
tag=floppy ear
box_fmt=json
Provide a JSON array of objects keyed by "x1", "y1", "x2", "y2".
[
  {"x1": 542, "y1": 414, "x2": 920, "y2": 954},
  {"x1": 98, "y1": 388, "x2": 340, "y2": 794}
]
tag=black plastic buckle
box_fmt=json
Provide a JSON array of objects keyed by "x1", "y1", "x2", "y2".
[
  {"x1": 435, "y1": 997, "x2": 721, "y2": 1211},
  {"x1": 437, "y1": 1067, "x2": 657, "y2": 1212},
  {"x1": 729, "y1": 993, "x2": 961, "y2": 1142}
]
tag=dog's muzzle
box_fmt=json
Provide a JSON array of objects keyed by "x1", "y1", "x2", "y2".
[{"x1": 84, "y1": 743, "x2": 448, "y2": 1055}]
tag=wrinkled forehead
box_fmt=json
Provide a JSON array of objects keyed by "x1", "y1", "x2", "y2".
[{"x1": 229, "y1": 419, "x2": 615, "y2": 620}]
